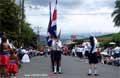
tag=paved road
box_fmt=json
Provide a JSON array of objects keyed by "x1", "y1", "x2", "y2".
[{"x1": 17, "y1": 55, "x2": 120, "y2": 78}]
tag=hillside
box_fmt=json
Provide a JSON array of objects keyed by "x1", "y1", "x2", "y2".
[
  {"x1": 39, "y1": 33, "x2": 115, "y2": 46},
  {"x1": 96, "y1": 34, "x2": 113, "y2": 42},
  {"x1": 79, "y1": 33, "x2": 114, "y2": 42}
]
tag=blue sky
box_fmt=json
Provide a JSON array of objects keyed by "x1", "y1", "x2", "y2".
[{"x1": 16, "y1": 0, "x2": 119, "y2": 35}]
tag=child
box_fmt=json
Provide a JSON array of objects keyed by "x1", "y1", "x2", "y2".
[
  {"x1": 7, "y1": 49, "x2": 19, "y2": 77},
  {"x1": 51, "y1": 36, "x2": 63, "y2": 74},
  {"x1": 21, "y1": 49, "x2": 30, "y2": 63},
  {"x1": 88, "y1": 36, "x2": 98, "y2": 76}
]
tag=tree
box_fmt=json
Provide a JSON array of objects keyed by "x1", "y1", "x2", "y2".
[
  {"x1": 21, "y1": 22, "x2": 37, "y2": 47},
  {"x1": 111, "y1": 32, "x2": 120, "y2": 46},
  {"x1": 112, "y1": 0, "x2": 120, "y2": 26},
  {"x1": 0, "y1": 0, "x2": 37, "y2": 48},
  {"x1": 0, "y1": 0, "x2": 21, "y2": 32}
]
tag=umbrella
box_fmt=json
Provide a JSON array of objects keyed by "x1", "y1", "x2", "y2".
[{"x1": 109, "y1": 42, "x2": 116, "y2": 45}]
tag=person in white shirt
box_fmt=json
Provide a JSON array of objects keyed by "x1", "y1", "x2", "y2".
[
  {"x1": 71, "y1": 47, "x2": 77, "y2": 56},
  {"x1": 21, "y1": 49, "x2": 30, "y2": 63},
  {"x1": 88, "y1": 36, "x2": 98, "y2": 76},
  {"x1": 84, "y1": 43, "x2": 90, "y2": 58},
  {"x1": 50, "y1": 36, "x2": 63, "y2": 74},
  {"x1": 114, "y1": 46, "x2": 120, "y2": 58},
  {"x1": 83, "y1": 43, "x2": 90, "y2": 63},
  {"x1": 76, "y1": 44, "x2": 84, "y2": 59}
]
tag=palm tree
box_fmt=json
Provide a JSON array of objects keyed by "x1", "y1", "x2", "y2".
[{"x1": 112, "y1": 0, "x2": 120, "y2": 26}]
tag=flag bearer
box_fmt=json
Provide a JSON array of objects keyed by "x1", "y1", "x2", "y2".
[{"x1": 50, "y1": 36, "x2": 63, "y2": 74}]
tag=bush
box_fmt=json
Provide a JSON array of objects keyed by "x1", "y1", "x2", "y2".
[{"x1": 111, "y1": 32, "x2": 120, "y2": 46}]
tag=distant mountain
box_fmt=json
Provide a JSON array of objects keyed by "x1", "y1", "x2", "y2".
[
  {"x1": 61, "y1": 32, "x2": 114, "y2": 40},
  {"x1": 38, "y1": 32, "x2": 115, "y2": 45}
]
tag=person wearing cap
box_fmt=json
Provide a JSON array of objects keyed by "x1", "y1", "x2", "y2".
[
  {"x1": 50, "y1": 36, "x2": 63, "y2": 74},
  {"x1": 87, "y1": 36, "x2": 98, "y2": 76}
]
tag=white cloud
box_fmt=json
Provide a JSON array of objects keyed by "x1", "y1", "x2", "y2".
[
  {"x1": 58, "y1": 14, "x2": 118, "y2": 34},
  {"x1": 24, "y1": 0, "x2": 118, "y2": 35}
]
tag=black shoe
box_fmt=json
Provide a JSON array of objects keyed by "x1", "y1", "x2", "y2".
[
  {"x1": 52, "y1": 67, "x2": 54, "y2": 72},
  {"x1": 87, "y1": 73, "x2": 92, "y2": 76},
  {"x1": 53, "y1": 72, "x2": 57, "y2": 74},
  {"x1": 94, "y1": 74, "x2": 99, "y2": 76},
  {"x1": 58, "y1": 72, "x2": 63, "y2": 74}
]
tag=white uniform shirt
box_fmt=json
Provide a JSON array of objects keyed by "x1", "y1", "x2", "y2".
[
  {"x1": 114, "y1": 46, "x2": 120, "y2": 54},
  {"x1": 84, "y1": 45, "x2": 89, "y2": 51},
  {"x1": 51, "y1": 40, "x2": 62, "y2": 51},
  {"x1": 72, "y1": 48, "x2": 75, "y2": 53},
  {"x1": 89, "y1": 44, "x2": 97, "y2": 54},
  {"x1": 76, "y1": 47, "x2": 84, "y2": 53}
]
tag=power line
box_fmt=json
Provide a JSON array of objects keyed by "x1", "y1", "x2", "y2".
[{"x1": 26, "y1": 13, "x2": 112, "y2": 16}]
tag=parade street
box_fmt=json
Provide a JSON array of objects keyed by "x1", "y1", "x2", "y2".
[{"x1": 17, "y1": 55, "x2": 120, "y2": 78}]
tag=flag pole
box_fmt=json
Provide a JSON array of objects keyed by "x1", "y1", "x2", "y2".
[
  {"x1": 49, "y1": 0, "x2": 52, "y2": 27},
  {"x1": 48, "y1": 0, "x2": 53, "y2": 72},
  {"x1": 47, "y1": 0, "x2": 52, "y2": 46},
  {"x1": 58, "y1": 29, "x2": 61, "y2": 39}
]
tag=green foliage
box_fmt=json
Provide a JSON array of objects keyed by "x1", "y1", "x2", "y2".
[
  {"x1": 21, "y1": 22, "x2": 37, "y2": 47},
  {"x1": 112, "y1": 0, "x2": 120, "y2": 26},
  {"x1": 100, "y1": 32, "x2": 120, "y2": 48},
  {"x1": 73, "y1": 39, "x2": 84, "y2": 44},
  {"x1": 0, "y1": 0, "x2": 37, "y2": 48},
  {"x1": 99, "y1": 39, "x2": 112, "y2": 49},
  {"x1": 111, "y1": 32, "x2": 120, "y2": 46},
  {"x1": 115, "y1": 0, "x2": 120, "y2": 8},
  {"x1": 0, "y1": 0, "x2": 21, "y2": 32},
  {"x1": 67, "y1": 39, "x2": 84, "y2": 50}
]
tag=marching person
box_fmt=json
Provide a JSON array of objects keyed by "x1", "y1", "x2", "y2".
[
  {"x1": 71, "y1": 47, "x2": 77, "y2": 57},
  {"x1": 0, "y1": 36, "x2": 11, "y2": 78},
  {"x1": 87, "y1": 36, "x2": 98, "y2": 76},
  {"x1": 21, "y1": 48, "x2": 30, "y2": 63},
  {"x1": 84, "y1": 43, "x2": 89, "y2": 59},
  {"x1": 0, "y1": 32, "x2": 11, "y2": 48},
  {"x1": 76, "y1": 44, "x2": 84, "y2": 61},
  {"x1": 7, "y1": 49, "x2": 19, "y2": 78},
  {"x1": 50, "y1": 36, "x2": 63, "y2": 74},
  {"x1": 63, "y1": 45, "x2": 69, "y2": 56},
  {"x1": 83, "y1": 42, "x2": 90, "y2": 63}
]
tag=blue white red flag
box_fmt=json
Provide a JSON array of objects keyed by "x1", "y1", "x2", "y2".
[{"x1": 47, "y1": 0, "x2": 57, "y2": 46}]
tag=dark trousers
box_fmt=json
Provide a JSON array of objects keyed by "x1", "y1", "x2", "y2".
[
  {"x1": 50, "y1": 51, "x2": 54, "y2": 72},
  {"x1": 18, "y1": 53, "x2": 24, "y2": 61},
  {"x1": 50, "y1": 50, "x2": 62, "y2": 72}
]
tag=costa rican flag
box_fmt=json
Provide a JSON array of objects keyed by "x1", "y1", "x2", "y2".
[{"x1": 47, "y1": 0, "x2": 57, "y2": 46}]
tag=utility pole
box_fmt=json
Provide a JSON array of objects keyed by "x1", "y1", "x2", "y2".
[
  {"x1": 21, "y1": 0, "x2": 25, "y2": 22},
  {"x1": 18, "y1": 0, "x2": 24, "y2": 48},
  {"x1": 34, "y1": 26, "x2": 42, "y2": 50}
]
